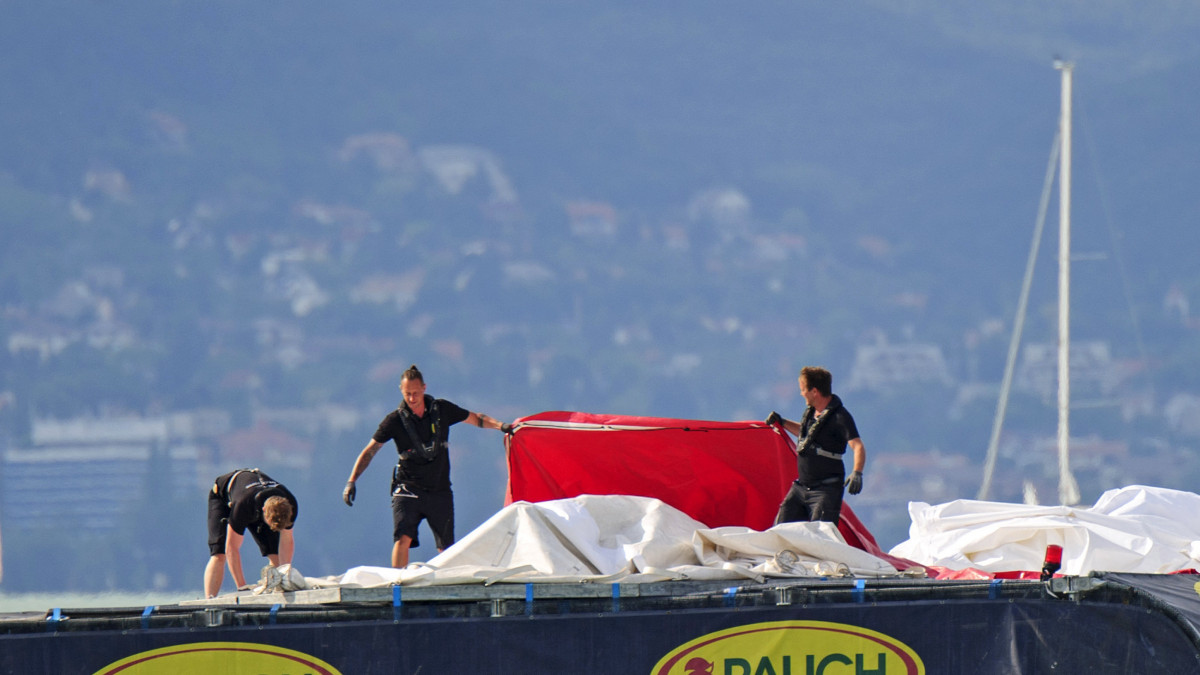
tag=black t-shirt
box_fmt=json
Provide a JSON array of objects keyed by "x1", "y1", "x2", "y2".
[
  {"x1": 372, "y1": 396, "x2": 470, "y2": 491},
  {"x1": 795, "y1": 397, "x2": 860, "y2": 485},
  {"x1": 220, "y1": 470, "x2": 298, "y2": 534}
]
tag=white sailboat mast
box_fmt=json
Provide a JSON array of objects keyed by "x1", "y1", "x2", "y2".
[
  {"x1": 976, "y1": 131, "x2": 1059, "y2": 501},
  {"x1": 1055, "y1": 60, "x2": 1081, "y2": 505}
]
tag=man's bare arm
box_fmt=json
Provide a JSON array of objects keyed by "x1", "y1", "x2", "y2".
[
  {"x1": 467, "y1": 412, "x2": 503, "y2": 430},
  {"x1": 348, "y1": 439, "x2": 384, "y2": 483}
]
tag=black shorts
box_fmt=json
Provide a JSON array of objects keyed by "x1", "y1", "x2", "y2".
[
  {"x1": 391, "y1": 484, "x2": 455, "y2": 550},
  {"x1": 206, "y1": 485, "x2": 280, "y2": 557},
  {"x1": 775, "y1": 478, "x2": 844, "y2": 525}
]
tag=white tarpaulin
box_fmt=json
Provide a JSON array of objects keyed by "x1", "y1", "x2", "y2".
[
  {"x1": 326, "y1": 494, "x2": 898, "y2": 588},
  {"x1": 890, "y1": 485, "x2": 1200, "y2": 575}
]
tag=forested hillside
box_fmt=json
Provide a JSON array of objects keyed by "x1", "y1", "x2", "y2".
[{"x1": 3, "y1": 2, "x2": 1200, "y2": 590}]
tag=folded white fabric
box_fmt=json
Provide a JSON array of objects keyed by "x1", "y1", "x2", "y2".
[
  {"x1": 890, "y1": 485, "x2": 1200, "y2": 574},
  {"x1": 330, "y1": 494, "x2": 899, "y2": 587},
  {"x1": 692, "y1": 521, "x2": 897, "y2": 579}
]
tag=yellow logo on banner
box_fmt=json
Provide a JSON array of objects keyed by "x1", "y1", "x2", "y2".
[
  {"x1": 652, "y1": 620, "x2": 925, "y2": 675},
  {"x1": 93, "y1": 641, "x2": 343, "y2": 675}
]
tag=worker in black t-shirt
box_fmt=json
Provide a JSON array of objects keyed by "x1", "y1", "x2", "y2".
[
  {"x1": 767, "y1": 366, "x2": 867, "y2": 525},
  {"x1": 204, "y1": 468, "x2": 298, "y2": 598},
  {"x1": 343, "y1": 364, "x2": 513, "y2": 568}
]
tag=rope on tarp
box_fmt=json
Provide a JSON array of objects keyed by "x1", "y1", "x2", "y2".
[{"x1": 513, "y1": 420, "x2": 775, "y2": 434}]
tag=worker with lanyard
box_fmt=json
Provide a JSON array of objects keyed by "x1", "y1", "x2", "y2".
[
  {"x1": 768, "y1": 365, "x2": 866, "y2": 525},
  {"x1": 343, "y1": 364, "x2": 512, "y2": 567}
]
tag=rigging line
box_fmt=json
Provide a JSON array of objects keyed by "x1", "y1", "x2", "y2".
[
  {"x1": 1077, "y1": 104, "x2": 1148, "y2": 363},
  {"x1": 978, "y1": 130, "x2": 1061, "y2": 501}
]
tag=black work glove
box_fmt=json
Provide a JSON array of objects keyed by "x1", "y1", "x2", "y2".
[
  {"x1": 845, "y1": 471, "x2": 863, "y2": 495},
  {"x1": 765, "y1": 411, "x2": 782, "y2": 426},
  {"x1": 501, "y1": 422, "x2": 514, "y2": 434},
  {"x1": 343, "y1": 480, "x2": 356, "y2": 506}
]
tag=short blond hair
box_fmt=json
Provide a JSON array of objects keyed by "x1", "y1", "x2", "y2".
[{"x1": 263, "y1": 496, "x2": 294, "y2": 531}]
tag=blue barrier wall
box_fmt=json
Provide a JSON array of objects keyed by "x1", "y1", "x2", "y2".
[{"x1": 4, "y1": 593, "x2": 1199, "y2": 674}]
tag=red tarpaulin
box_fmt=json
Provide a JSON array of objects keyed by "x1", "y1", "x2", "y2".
[
  {"x1": 505, "y1": 411, "x2": 796, "y2": 530},
  {"x1": 504, "y1": 409, "x2": 912, "y2": 575}
]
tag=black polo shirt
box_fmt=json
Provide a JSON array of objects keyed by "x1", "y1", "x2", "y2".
[
  {"x1": 795, "y1": 396, "x2": 860, "y2": 485},
  {"x1": 220, "y1": 470, "x2": 298, "y2": 534},
  {"x1": 372, "y1": 396, "x2": 469, "y2": 491}
]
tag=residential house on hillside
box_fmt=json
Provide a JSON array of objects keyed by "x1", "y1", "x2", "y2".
[
  {"x1": 1017, "y1": 341, "x2": 1121, "y2": 402},
  {"x1": 260, "y1": 244, "x2": 330, "y2": 318},
  {"x1": 994, "y1": 432, "x2": 1134, "y2": 501},
  {"x1": 565, "y1": 201, "x2": 618, "y2": 238},
  {"x1": 687, "y1": 187, "x2": 751, "y2": 232},
  {"x1": 845, "y1": 339, "x2": 954, "y2": 393},
  {"x1": 293, "y1": 199, "x2": 376, "y2": 230},
  {"x1": 6, "y1": 318, "x2": 75, "y2": 361},
  {"x1": 83, "y1": 317, "x2": 136, "y2": 352},
  {"x1": 418, "y1": 145, "x2": 519, "y2": 206},
  {"x1": 6, "y1": 272, "x2": 141, "y2": 360},
  {"x1": 502, "y1": 261, "x2": 555, "y2": 286},
  {"x1": 83, "y1": 167, "x2": 131, "y2": 202},
  {"x1": 750, "y1": 233, "x2": 806, "y2": 264},
  {"x1": 337, "y1": 132, "x2": 417, "y2": 174},
  {"x1": 349, "y1": 271, "x2": 426, "y2": 313}
]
